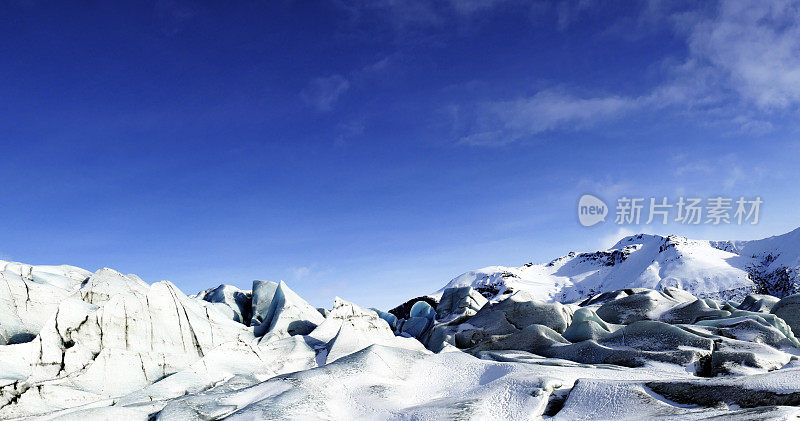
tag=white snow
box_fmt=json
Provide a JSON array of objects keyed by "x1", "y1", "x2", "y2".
[
  {"x1": 3, "y1": 226, "x2": 800, "y2": 419},
  {"x1": 439, "y1": 229, "x2": 800, "y2": 303}
]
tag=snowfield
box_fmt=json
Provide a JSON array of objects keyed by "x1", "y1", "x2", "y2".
[
  {"x1": 440, "y1": 227, "x2": 800, "y2": 303},
  {"x1": 3, "y1": 227, "x2": 800, "y2": 420}
]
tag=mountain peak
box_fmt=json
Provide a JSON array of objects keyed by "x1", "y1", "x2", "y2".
[{"x1": 439, "y1": 226, "x2": 800, "y2": 303}]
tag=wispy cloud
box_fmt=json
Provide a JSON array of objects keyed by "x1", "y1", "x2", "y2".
[
  {"x1": 333, "y1": 0, "x2": 525, "y2": 36},
  {"x1": 457, "y1": 89, "x2": 646, "y2": 146},
  {"x1": 672, "y1": 153, "x2": 766, "y2": 191},
  {"x1": 300, "y1": 75, "x2": 351, "y2": 112},
  {"x1": 455, "y1": 0, "x2": 800, "y2": 146},
  {"x1": 684, "y1": 0, "x2": 800, "y2": 110}
]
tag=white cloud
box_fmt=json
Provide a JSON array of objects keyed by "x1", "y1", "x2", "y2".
[
  {"x1": 685, "y1": 0, "x2": 800, "y2": 110},
  {"x1": 458, "y1": 89, "x2": 643, "y2": 146},
  {"x1": 493, "y1": 90, "x2": 637, "y2": 134},
  {"x1": 300, "y1": 75, "x2": 350, "y2": 112},
  {"x1": 326, "y1": 0, "x2": 800, "y2": 145},
  {"x1": 455, "y1": 1, "x2": 800, "y2": 146}
]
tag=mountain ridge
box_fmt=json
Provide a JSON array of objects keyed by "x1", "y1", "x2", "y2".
[{"x1": 438, "y1": 226, "x2": 800, "y2": 304}]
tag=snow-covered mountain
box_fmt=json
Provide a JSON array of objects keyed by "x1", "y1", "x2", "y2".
[
  {"x1": 439, "y1": 227, "x2": 800, "y2": 303},
  {"x1": 4, "y1": 227, "x2": 800, "y2": 419}
]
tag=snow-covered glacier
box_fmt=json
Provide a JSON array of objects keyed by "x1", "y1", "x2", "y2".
[{"x1": 3, "y1": 228, "x2": 800, "y2": 419}]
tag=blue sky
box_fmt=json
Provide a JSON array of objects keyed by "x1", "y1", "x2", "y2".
[{"x1": 2, "y1": 0, "x2": 799, "y2": 309}]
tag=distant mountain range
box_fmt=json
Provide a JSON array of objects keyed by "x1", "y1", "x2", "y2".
[{"x1": 438, "y1": 227, "x2": 800, "y2": 303}]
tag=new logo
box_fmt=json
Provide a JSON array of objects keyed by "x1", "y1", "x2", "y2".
[{"x1": 578, "y1": 194, "x2": 608, "y2": 227}]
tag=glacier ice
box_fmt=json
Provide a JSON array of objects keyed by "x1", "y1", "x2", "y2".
[
  {"x1": 770, "y1": 293, "x2": 800, "y2": 336},
  {"x1": 436, "y1": 286, "x2": 488, "y2": 322},
  {"x1": 4, "y1": 224, "x2": 800, "y2": 420}
]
